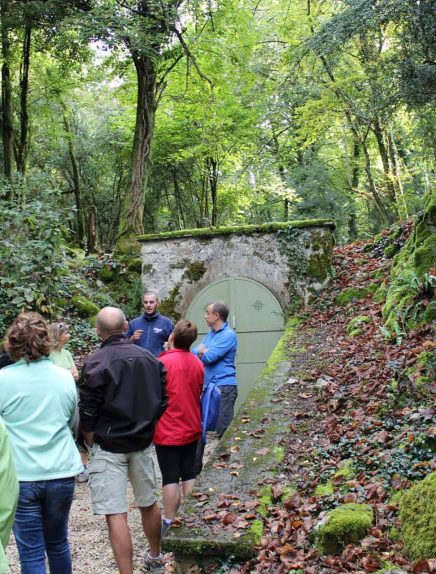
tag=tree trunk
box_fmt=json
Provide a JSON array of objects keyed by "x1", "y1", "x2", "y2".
[
  {"x1": 1, "y1": 0, "x2": 14, "y2": 182},
  {"x1": 372, "y1": 117, "x2": 399, "y2": 212},
  {"x1": 117, "y1": 53, "x2": 157, "y2": 244},
  {"x1": 206, "y1": 156, "x2": 218, "y2": 226},
  {"x1": 173, "y1": 167, "x2": 186, "y2": 228},
  {"x1": 86, "y1": 206, "x2": 99, "y2": 254},
  {"x1": 61, "y1": 102, "x2": 86, "y2": 247},
  {"x1": 17, "y1": 18, "x2": 31, "y2": 174},
  {"x1": 386, "y1": 129, "x2": 408, "y2": 217},
  {"x1": 362, "y1": 139, "x2": 394, "y2": 224}
]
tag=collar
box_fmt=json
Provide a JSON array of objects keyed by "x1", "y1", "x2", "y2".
[
  {"x1": 100, "y1": 334, "x2": 128, "y2": 347},
  {"x1": 212, "y1": 321, "x2": 228, "y2": 333},
  {"x1": 143, "y1": 312, "x2": 160, "y2": 322}
]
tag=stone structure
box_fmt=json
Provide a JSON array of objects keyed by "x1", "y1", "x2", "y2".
[{"x1": 138, "y1": 220, "x2": 335, "y2": 318}]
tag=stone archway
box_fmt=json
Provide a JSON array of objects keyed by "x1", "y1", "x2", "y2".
[{"x1": 186, "y1": 277, "x2": 285, "y2": 411}]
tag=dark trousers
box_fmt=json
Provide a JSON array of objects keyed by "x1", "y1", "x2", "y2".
[{"x1": 194, "y1": 385, "x2": 238, "y2": 475}]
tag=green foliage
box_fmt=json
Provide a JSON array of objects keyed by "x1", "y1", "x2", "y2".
[{"x1": 0, "y1": 181, "x2": 73, "y2": 334}]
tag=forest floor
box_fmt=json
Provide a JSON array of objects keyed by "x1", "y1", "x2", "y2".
[{"x1": 5, "y1": 229, "x2": 435, "y2": 574}]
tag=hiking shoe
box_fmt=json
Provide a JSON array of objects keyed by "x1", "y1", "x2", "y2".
[
  {"x1": 143, "y1": 553, "x2": 165, "y2": 573},
  {"x1": 76, "y1": 465, "x2": 89, "y2": 483}
]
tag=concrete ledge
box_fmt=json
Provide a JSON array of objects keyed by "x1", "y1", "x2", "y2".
[
  {"x1": 137, "y1": 219, "x2": 336, "y2": 242},
  {"x1": 162, "y1": 324, "x2": 297, "y2": 571}
]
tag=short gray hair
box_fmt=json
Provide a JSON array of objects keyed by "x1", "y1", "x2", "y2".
[
  {"x1": 96, "y1": 307, "x2": 126, "y2": 338},
  {"x1": 210, "y1": 300, "x2": 229, "y2": 322}
]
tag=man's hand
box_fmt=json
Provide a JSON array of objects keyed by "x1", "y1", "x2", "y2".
[
  {"x1": 198, "y1": 343, "x2": 207, "y2": 358},
  {"x1": 83, "y1": 431, "x2": 95, "y2": 449},
  {"x1": 130, "y1": 329, "x2": 144, "y2": 342}
]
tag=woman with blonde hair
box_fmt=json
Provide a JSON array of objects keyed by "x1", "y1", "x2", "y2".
[
  {"x1": 49, "y1": 322, "x2": 79, "y2": 382},
  {"x1": 0, "y1": 312, "x2": 82, "y2": 574}
]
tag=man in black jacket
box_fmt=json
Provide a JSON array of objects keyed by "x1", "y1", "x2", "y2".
[{"x1": 80, "y1": 306, "x2": 168, "y2": 574}]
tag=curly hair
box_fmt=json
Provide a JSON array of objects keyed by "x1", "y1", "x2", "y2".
[{"x1": 5, "y1": 312, "x2": 52, "y2": 362}]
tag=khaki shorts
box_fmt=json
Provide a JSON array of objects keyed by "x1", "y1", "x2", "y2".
[{"x1": 88, "y1": 444, "x2": 157, "y2": 515}]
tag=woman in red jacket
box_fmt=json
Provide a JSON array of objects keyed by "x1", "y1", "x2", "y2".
[{"x1": 154, "y1": 320, "x2": 204, "y2": 533}]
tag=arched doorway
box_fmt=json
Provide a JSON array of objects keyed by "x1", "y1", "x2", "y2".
[{"x1": 186, "y1": 277, "x2": 285, "y2": 411}]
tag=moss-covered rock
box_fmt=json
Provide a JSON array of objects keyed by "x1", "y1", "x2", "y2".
[
  {"x1": 347, "y1": 315, "x2": 371, "y2": 337},
  {"x1": 315, "y1": 503, "x2": 373, "y2": 555},
  {"x1": 399, "y1": 472, "x2": 436, "y2": 560},
  {"x1": 382, "y1": 189, "x2": 435, "y2": 334},
  {"x1": 98, "y1": 266, "x2": 116, "y2": 283},
  {"x1": 71, "y1": 295, "x2": 100, "y2": 317},
  {"x1": 315, "y1": 482, "x2": 334, "y2": 497},
  {"x1": 336, "y1": 285, "x2": 377, "y2": 306}
]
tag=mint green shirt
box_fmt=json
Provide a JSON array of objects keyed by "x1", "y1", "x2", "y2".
[
  {"x1": 50, "y1": 348, "x2": 74, "y2": 370},
  {"x1": 0, "y1": 417, "x2": 18, "y2": 574},
  {"x1": 0, "y1": 358, "x2": 82, "y2": 481}
]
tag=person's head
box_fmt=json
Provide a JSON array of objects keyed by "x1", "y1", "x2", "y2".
[
  {"x1": 5, "y1": 312, "x2": 51, "y2": 362},
  {"x1": 204, "y1": 300, "x2": 229, "y2": 330},
  {"x1": 142, "y1": 290, "x2": 160, "y2": 317},
  {"x1": 49, "y1": 321, "x2": 70, "y2": 351},
  {"x1": 171, "y1": 320, "x2": 198, "y2": 350},
  {"x1": 96, "y1": 307, "x2": 128, "y2": 341}
]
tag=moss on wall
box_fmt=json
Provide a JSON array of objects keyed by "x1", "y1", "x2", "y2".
[
  {"x1": 183, "y1": 261, "x2": 207, "y2": 283},
  {"x1": 399, "y1": 472, "x2": 436, "y2": 560},
  {"x1": 137, "y1": 219, "x2": 335, "y2": 242},
  {"x1": 159, "y1": 284, "x2": 182, "y2": 321}
]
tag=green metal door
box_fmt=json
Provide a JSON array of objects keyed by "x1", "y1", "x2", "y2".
[{"x1": 186, "y1": 277, "x2": 285, "y2": 412}]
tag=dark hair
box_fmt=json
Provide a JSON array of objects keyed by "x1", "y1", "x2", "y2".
[
  {"x1": 210, "y1": 300, "x2": 229, "y2": 322},
  {"x1": 172, "y1": 320, "x2": 198, "y2": 350},
  {"x1": 5, "y1": 312, "x2": 51, "y2": 362}
]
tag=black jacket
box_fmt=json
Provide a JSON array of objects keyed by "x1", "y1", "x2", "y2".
[{"x1": 79, "y1": 334, "x2": 167, "y2": 453}]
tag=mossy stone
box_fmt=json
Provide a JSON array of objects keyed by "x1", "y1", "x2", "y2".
[
  {"x1": 414, "y1": 234, "x2": 436, "y2": 276},
  {"x1": 347, "y1": 316, "x2": 371, "y2": 336},
  {"x1": 399, "y1": 472, "x2": 436, "y2": 560},
  {"x1": 336, "y1": 286, "x2": 375, "y2": 306},
  {"x1": 127, "y1": 257, "x2": 143, "y2": 273},
  {"x1": 315, "y1": 482, "x2": 334, "y2": 496},
  {"x1": 315, "y1": 503, "x2": 373, "y2": 555},
  {"x1": 98, "y1": 267, "x2": 116, "y2": 283},
  {"x1": 71, "y1": 295, "x2": 100, "y2": 317},
  {"x1": 384, "y1": 243, "x2": 401, "y2": 258},
  {"x1": 137, "y1": 219, "x2": 336, "y2": 242},
  {"x1": 422, "y1": 301, "x2": 436, "y2": 324}
]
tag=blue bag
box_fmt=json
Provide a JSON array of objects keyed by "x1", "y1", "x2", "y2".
[{"x1": 201, "y1": 381, "x2": 221, "y2": 444}]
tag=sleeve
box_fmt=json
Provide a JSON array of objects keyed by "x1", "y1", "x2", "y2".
[
  {"x1": 78, "y1": 359, "x2": 106, "y2": 433},
  {"x1": 126, "y1": 320, "x2": 134, "y2": 338},
  {"x1": 0, "y1": 419, "x2": 18, "y2": 559},
  {"x1": 201, "y1": 331, "x2": 237, "y2": 365},
  {"x1": 157, "y1": 361, "x2": 168, "y2": 420}
]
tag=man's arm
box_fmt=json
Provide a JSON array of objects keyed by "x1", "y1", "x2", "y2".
[
  {"x1": 200, "y1": 331, "x2": 237, "y2": 365},
  {"x1": 78, "y1": 360, "x2": 106, "y2": 442},
  {"x1": 157, "y1": 361, "x2": 168, "y2": 419}
]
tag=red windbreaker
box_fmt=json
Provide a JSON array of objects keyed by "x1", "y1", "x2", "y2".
[{"x1": 153, "y1": 349, "x2": 204, "y2": 445}]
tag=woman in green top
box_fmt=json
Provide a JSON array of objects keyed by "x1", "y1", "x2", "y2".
[
  {"x1": 0, "y1": 313, "x2": 82, "y2": 574},
  {"x1": 49, "y1": 322, "x2": 79, "y2": 382},
  {"x1": 0, "y1": 416, "x2": 18, "y2": 574}
]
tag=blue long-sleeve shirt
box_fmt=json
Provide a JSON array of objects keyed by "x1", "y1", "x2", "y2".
[
  {"x1": 127, "y1": 313, "x2": 174, "y2": 357},
  {"x1": 193, "y1": 322, "x2": 237, "y2": 387}
]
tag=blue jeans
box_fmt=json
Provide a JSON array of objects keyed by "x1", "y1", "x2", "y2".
[{"x1": 13, "y1": 477, "x2": 75, "y2": 574}]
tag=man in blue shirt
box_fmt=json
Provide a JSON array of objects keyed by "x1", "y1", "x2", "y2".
[
  {"x1": 127, "y1": 290, "x2": 174, "y2": 357},
  {"x1": 193, "y1": 300, "x2": 238, "y2": 439}
]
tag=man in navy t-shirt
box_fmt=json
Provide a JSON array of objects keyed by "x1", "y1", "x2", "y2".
[{"x1": 127, "y1": 290, "x2": 174, "y2": 357}]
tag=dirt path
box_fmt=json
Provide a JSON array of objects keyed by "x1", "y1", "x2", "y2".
[{"x1": 6, "y1": 442, "x2": 217, "y2": 574}]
